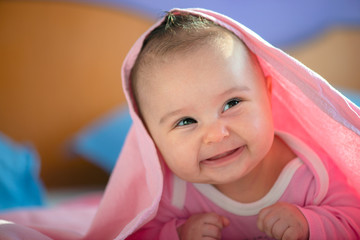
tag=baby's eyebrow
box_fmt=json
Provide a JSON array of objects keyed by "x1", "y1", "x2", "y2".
[
  {"x1": 159, "y1": 109, "x2": 184, "y2": 125},
  {"x1": 219, "y1": 86, "x2": 250, "y2": 98}
]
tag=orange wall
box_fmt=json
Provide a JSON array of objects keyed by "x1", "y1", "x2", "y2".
[
  {"x1": 0, "y1": 1, "x2": 153, "y2": 188},
  {"x1": 0, "y1": 1, "x2": 359, "y2": 188}
]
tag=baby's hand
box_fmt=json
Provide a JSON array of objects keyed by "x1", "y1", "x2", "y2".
[
  {"x1": 177, "y1": 212, "x2": 230, "y2": 240},
  {"x1": 257, "y1": 202, "x2": 309, "y2": 240}
]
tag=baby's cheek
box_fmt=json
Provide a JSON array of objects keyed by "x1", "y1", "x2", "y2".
[{"x1": 168, "y1": 153, "x2": 198, "y2": 176}]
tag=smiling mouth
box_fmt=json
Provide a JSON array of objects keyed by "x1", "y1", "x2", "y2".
[
  {"x1": 206, "y1": 148, "x2": 240, "y2": 161},
  {"x1": 201, "y1": 146, "x2": 244, "y2": 167}
]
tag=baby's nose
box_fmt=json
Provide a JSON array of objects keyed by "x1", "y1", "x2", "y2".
[{"x1": 203, "y1": 121, "x2": 230, "y2": 144}]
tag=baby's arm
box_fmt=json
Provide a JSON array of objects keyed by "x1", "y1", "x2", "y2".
[
  {"x1": 258, "y1": 160, "x2": 360, "y2": 240},
  {"x1": 299, "y1": 161, "x2": 360, "y2": 239},
  {"x1": 298, "y1": 189, "x2": 360, "y2": 239}
]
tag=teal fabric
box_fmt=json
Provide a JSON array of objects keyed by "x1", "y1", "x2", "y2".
[
  {"x1": 70, "y1": 106, "x2": 132, "y2": 173},
  {"x1": 0, "y1": 133, "x2": 45, "y2": 211}
]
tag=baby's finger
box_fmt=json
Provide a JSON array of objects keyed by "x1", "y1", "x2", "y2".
[
  {"x1": 220, "y1": 216, "x2": 230, "y2": 227},
  {"x1": 202, "y1": 224, "x2": 222, "y2": 240},
  {"x1": 257, "y1": 206, "x2": 273, "y2": 231},
  {"x1": 271, "y1": 219, "x2": 289, "y2": 240},
  {"x1": 257, "y1": 209, "x2": 280, "y2": 238},
  {"x1": 282, "y1": 226, "x2": 298, "y2": 240},
  {"x1": 203, "y1": 213, "x2": 226, "y2": 229}
]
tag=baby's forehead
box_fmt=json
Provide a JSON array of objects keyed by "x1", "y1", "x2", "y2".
[
  {"x1": 145, "y1": 39, "x2": 261, "y2": 88},
  {"x1": 144, "y1": 22, "x2": 239, "y2": 55},
  {"x1": 131, "y1": 19, "x2": 260, "y2": 105},
  {"x1": 148, "y1": 30, "x2": 248, "y2": 63},
  {"x1": 138, "y1": 33, "x2": 259, "y2": 89}
]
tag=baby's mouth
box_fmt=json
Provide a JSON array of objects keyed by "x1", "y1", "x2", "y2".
[{"x1": 206, "y1": 147, "x2": 241, "y2": 161}]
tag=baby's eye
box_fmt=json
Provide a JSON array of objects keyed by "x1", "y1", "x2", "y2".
[
  {"x1": 223, "y1": 98, "x2": 241, "y2": 112},
  {"x1": 176, "y1": 117, "x2": 197, "y2": 127}
]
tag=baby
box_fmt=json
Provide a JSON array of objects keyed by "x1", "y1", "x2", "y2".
[{"x1": 126, "y1": 11, "x2": 360, "y2": 240}]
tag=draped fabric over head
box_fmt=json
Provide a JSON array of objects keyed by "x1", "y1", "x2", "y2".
[
  {"x1": 87, "y1": 8, "x2": 360, "y2": 239},
  {"x1": 0, "y1": 8, "x2": 359, "y2": 240}
]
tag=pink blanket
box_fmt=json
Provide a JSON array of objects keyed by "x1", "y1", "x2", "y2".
[{"x1": 1, "y1": 8, "x2": 359, "y2": 240}]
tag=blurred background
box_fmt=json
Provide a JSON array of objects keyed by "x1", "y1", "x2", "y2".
[{"x1": 0, "y1": 0, "x2": 359, "y2": 210}]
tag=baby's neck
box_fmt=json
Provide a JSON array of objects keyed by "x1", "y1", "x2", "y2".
[{"x1": 213, "y1": 135, "x2": 296, "y2": 203}]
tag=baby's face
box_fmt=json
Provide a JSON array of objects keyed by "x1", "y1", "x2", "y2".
[{"x1": 137, "y1": 35, "x2": 274, "y2": 185}]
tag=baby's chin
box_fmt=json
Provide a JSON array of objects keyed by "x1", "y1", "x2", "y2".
[
  {"x1": 183, "y1": 176, "x2": 238, "y2": 185},
  {"x1": 174, "y1": 174, "x2": 215, "y2": 184}
]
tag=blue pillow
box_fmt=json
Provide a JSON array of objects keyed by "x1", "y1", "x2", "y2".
[
  {"x1": 0, "y1": 133, "x2": 45, "y2": 211},
  {"x1": 70, "y1": 106, "x2": 132, "y2": 173}
]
